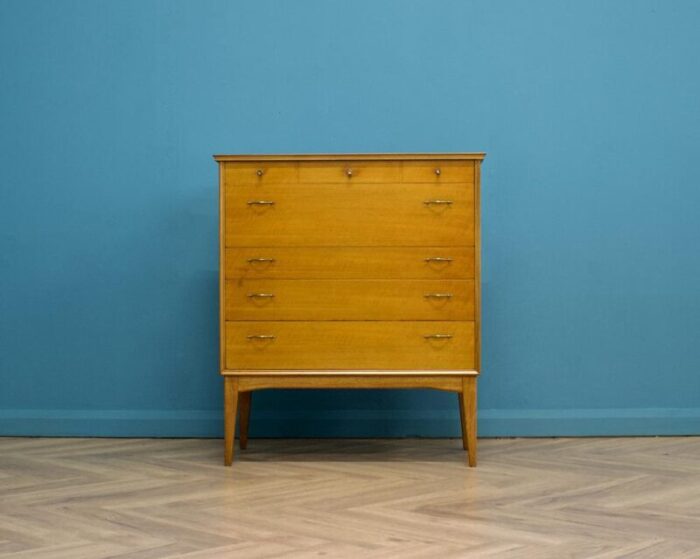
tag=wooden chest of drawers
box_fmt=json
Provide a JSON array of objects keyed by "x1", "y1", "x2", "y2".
[{"x1": 215, "y1": 153, "x2": 485, "y2": 466}]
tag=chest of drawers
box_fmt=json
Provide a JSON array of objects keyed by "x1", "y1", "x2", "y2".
[{"x1": 215, "y1": 153, "x2": 485, "y2": 467}]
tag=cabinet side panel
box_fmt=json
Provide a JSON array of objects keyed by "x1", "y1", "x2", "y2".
[
  {"x1": 219, "y1": 162, "x2": 227, "y2": 372},
  {"x1": 474, "y1": 161, "x2": 482, "y2": 373}
]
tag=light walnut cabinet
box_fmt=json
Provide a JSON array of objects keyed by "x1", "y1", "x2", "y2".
[{"x1": 215, "y1": 153, "x2": 485, "y2": 466}]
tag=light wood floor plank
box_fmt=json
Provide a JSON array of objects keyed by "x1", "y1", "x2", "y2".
[{"x1": 1, "y1": 437, "x2": 700, "y2": 558}]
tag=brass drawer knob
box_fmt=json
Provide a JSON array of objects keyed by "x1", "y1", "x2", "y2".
[
  {"x1": 256, "y1": 169, "x2": 264, "y2": 177},
  {"x1": 346, "y1": 168, "x2": 353, "y2": 178},
  {"x1": 435, "y1": 168, "x2": 441, "y2": 176},
  {"x1": 424, "y1": 334, "x2": 453, "y2": 339}
]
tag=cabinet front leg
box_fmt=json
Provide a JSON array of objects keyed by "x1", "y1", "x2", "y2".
[
  {"x1": 461, "y1": 376, "x2": 478, "y2": 467},
  {"x1": 457, "y1": 392, "x2": 468, "y2": 450},
  {"x1": 224, "y1": 377, "x2": 239, "y2": 466},
  {"x1": 239, "y1": 391, "x2": 252, "y2": 450}
]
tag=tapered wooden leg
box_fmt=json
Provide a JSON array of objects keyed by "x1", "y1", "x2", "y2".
[
  {"x1": 238, "y1": 391, "x2": 252, "y2": 450},
  {"x1": 457, "y1": 393, "x2": 468, "y2": 450},
  {"x1": 460, "y1": 376, "x2": 478, "y2": 467},
  {"x1": 224, "y1": 376, "x2": 239, "y2": 466}
]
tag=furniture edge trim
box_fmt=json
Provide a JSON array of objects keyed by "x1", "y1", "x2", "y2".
[
  {"x1": 234, "y1": 375, "x2": 471, "y2": 393},
  {"x1": 220, "y1": 369, "x2": 479, "y2": 376},
  {"x1": 214, "y1": 153, "x2": 486, "y2": 162}
]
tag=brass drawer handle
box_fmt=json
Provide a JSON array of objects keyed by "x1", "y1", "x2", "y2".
[
  {"x1": 247, "y1": 258, "x2": 276, "y2": 263},
  {"x1": 424, "y1": 257, "x2": 453, "y2": 263},
  {"x1": 423, "y1": 199, "x2": 453, "y2": 206},
  {"x1": 247, "y1": 334, "x2": 276, "y2": 340},
  {"x1": 247, "y1": 200, "x2": 275, "y2": 206},
  {"x1": 424, "y1": 293, "x2": 453, "y2": 299},
  {"x1": 424, "y1": 334, "x2": 453, "y2": 339},
  {"x1": 247, "y1": 293, "x2": 275, "y2": 298}
]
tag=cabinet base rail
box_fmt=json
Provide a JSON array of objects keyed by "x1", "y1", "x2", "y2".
[{"x1": 222, "y1": 372, "x2": 478, "y2": 468}]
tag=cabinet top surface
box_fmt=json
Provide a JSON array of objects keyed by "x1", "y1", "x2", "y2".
[{"x1": 214, "y1": 153, "x2": 486, "y2": 162}]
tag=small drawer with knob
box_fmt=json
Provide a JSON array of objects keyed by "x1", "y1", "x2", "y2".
[
  {"x1": 402, "y1": 161, "x2": 475, "y2": 183},
  {"x1": 224, "y1": 163, "x2": 298, "y2": 185},
  {"x1": 298, "y1": 162, "x2": 401, "y2": 183}
]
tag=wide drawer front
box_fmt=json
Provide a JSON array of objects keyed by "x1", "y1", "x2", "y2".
[
  {"x1": 226, "y1": 247, "x2": 475, "y2": 279},
  {"x1": 226, "y1": 279, "x2": 474, "y2": 321},
  {"x1": 225, "y1": 321, "x2": 475, "y2": 370},
  {"x1": 224, "y1": 183, "x2": 474, "y2": 247}
]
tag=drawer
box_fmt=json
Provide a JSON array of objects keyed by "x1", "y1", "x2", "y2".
[
  {"x1": 224, "y1": 162, "x2": 298, "y2": 185},
  {"x1": 402, "y1": 161, "x2": 474, "y2": 183},
  {"x1": 225, "y1": 321, "x2": 476, "y2": 370},
  {"x1": 298, "y1": 161, "x2": 401, "y2": 183},
  {"x1": 225, "y1": 279, "x2": 475, "y2": 321},
  {"x1": 225, "y1": 247, "x2": 475, "y2": 279},
  {"x1": 224, "y1": 183, "x2": 474, "y2": 246}
]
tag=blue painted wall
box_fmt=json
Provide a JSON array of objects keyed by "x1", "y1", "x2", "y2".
[{"x1": 2, "y1": 0, "x2": 699, "y2": 437}]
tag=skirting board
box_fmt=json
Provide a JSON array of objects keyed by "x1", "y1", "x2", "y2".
[{"x1": 1, "y1": 408, "x2": 699, "y2": 437}]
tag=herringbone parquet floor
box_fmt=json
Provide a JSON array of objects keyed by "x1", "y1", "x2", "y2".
[{"x1": 1, "y1": 437, "x2": 699, "y2": 558}]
